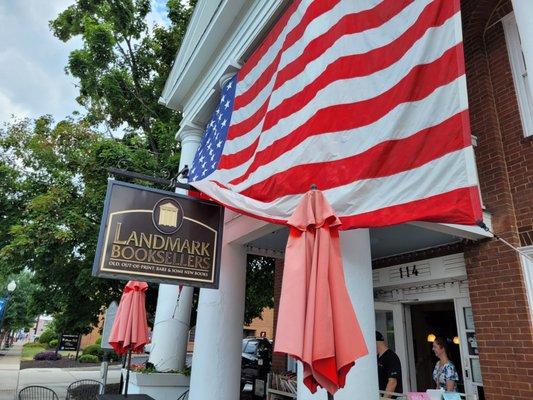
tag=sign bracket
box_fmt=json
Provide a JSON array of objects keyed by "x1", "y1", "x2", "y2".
[{"x1": 108, "y1": 166, "x2": 198, "y2": 192}]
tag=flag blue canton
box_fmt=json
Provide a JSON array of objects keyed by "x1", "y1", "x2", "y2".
[{"x1": 189, "y1": 75, "x2": 237, "y2": 182}]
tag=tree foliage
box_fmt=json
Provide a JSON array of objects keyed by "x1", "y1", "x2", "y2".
[
  {"x1": 0, "y1": 117, "x2": 162, "y2": 333},
  {"x1": 0, "y1": 0, "x2": 275, "y2": 336},
  {"x1": 244, "y1": 255, "x2": 275, "y2": 326},
  {"x1": 49, "y1": 0, "x2": 195, "y2": 169},
  {"x1": 0, "y1": 271, "x2": 40, "y2": 333}
]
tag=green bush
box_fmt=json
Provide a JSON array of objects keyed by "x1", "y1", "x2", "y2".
[
  {"x1": 23, "y1": 342, "x2": 45, "y2": 348},
  {"x1": 49, "y1": 339, "x2": 59, "y2": 348},
  {"x1": 95, "y1": 337, "x2": 102, "y2": 346},
  {"x1": 38, "y1": 330, "x2": 57, "y2": 346},
  {"x1": 82, "y1": 344, "x2": 103, "y2": 360},
  {"x1": 78, "y1": 354, "x2": 99, "y2": 363}
]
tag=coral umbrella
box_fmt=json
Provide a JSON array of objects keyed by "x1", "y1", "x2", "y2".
[
  {"x1": 109, "y1": 281, "x2": 149, "y2": 395},
  {"x1": 274, "y1": 188, "x2": 368, "y2": 397}
]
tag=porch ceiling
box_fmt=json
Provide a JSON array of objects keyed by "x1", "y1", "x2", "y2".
[{"x1": 245, "y1": 224, "x2": 462, "y2": 260}]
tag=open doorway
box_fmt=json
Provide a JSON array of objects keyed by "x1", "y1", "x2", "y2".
[{"x1": 408, "y1": 301, "x2": 463, "y2": 393}]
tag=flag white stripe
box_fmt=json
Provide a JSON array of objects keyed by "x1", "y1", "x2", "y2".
[
  {"x1": 270, "y1": 0, "x2": 450, "y2": 111},
  {"x1": 235, "y1": 0, "x2": 311, "y2": 97},
  {"x1": 231, "y1": 0, "x2": 436, "y2": 125},
  {"x1": 222, "y1": 16, "x2": 460, "y2": 168},
  {"x1": 277, "y1": 0, "x2": 424, "y2": 72},
  {"x1": 195, "y1": 148, "x2": 476, "y2": 221},
  {"x1": 226, "y1": 77, "x2": 466, "y2": 192},
  {"x1": 236, "y1": 0, "x2": 382, "y2": 97}
]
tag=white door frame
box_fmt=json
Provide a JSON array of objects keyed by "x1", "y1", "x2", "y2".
[
  {"x1": 375, "y1": 281, "x2": 482, "y2": 396},
  {"x1": 454, "y1": 296, "x2": 483, "y2": 397},
  {"x1": 374, "y1": 301, "x2": 410, "y2": 392}
]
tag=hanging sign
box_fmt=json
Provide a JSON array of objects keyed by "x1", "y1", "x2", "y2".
[{"x1": 93, "y1": 180, "x2": 224, "y2": 288}]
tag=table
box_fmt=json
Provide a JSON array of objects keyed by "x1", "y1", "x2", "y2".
[{"x1": 97, "y1": 395, "x2": 156, "y2": 400}]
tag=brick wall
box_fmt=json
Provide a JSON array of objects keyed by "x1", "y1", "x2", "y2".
[
  {"x1": 244, "y1": 307, "x2": 275, "y2": 339},
  {"x1": 461, "y1": 0, "x2": 533, "y2": 398}
]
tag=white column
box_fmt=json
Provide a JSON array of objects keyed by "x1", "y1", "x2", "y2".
[
  {"x1": 512, "y1": 1, "x2": 533, "y2": 94},
  {"x1": 149, "y1": 123, "x2": 203, "y2": 372},
  {"x1": 297, "y1": 229, "x2": 379, "y2": 400},
  {"x1": 188, "y1": 240, "x2": 247, "y2": 400}
]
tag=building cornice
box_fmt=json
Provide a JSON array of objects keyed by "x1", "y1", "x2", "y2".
[{"x1": 160, "y1": 0, "x2": 290, "y2": 127}]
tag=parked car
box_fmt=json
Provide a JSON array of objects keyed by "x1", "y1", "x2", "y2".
[{"x1": 241, "y1": 337, "x2": 273, "y2": 390}]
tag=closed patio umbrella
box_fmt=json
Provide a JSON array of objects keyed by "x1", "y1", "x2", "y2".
[
  {"x1": 109, "y1": 281, "x2": 149, "y2": 396},
  {"x1": 274, "y1": 189, "x2": 368, "y2": 397}
]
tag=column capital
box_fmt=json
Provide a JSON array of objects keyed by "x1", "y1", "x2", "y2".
[
  {"x1": 218, "y1": 62, "x2": 240, "y2": 89},
  {"x1": 176, "y1": 121, "x2": 204, "y2": 143}
]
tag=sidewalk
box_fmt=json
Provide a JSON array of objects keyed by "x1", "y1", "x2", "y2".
[
  {"x1": 0, "y1": 343, "x2": 22, "y2": 400},
  {"x1": 18, "y1": 366, "x2": 121, "y2": 399},
  {"x1": 0, "y1": 343, "x2": 121, "y2": 400}
]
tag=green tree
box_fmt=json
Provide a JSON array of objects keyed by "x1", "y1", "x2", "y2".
[
  {"x1": 244, "y1": 255, "x2": 275, "y2": 325},
  {"x1": 0, "y1": 117, "x2": 162, "y2": 333},
  {"x1": 0, "y1": 271, "x2": 40, "y2": 334},
  {"x1": 49, "y1": 0, "x2": 195, "y2": 173}
]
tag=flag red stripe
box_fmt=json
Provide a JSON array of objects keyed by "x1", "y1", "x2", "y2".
[
  {"x1": 226, "y1": 97, "x2": 270, "y2": 141},
  {"x1": 263, "y1": 0, "x2": 457, "y2": 131},
  {"x1": 237, "y1": 0, "x2": 302, "y2": 81},
  {"x1": 195, "y1": 184, "x2": 481, "y2": 230},
  {"x1": 235, "y1": 0, "x2": 414, "y2": 111},
  {"x1": 220, "y1": 43, "x2": 464, "y2": 176},
  {"x1": 239, "y1": 111, "x2": 468, "y2": 201},
  {"x1": 337, "y1": 186, "x2": 482, "y2": 229},
  {"x1": 233, "y1": 54, "x2": 280, "y2": 111},
  {"x1": 235, "y1": 0, "x2": 338, "y2": 107},
  {"x1": 272, "y1": 0, "x2": 417, "y2": 93}
]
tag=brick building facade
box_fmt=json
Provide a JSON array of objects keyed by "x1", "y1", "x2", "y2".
[
  {"x1": 158, "y1": 0, "x2": 533, "y2": 398},
  {"x1": 268, "y1": 2, "x2": 533, "y2": 398}
]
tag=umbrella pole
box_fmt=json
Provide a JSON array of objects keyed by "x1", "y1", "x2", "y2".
[
  {"x1": 328, "y1": 394, "x2": 334, "y2": 400},
  {"x1": 124, "y1": 349, "x2": 132, "y2": 397}
]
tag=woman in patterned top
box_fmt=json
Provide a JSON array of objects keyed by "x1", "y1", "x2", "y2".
[{"x1": 432, "y1": 336, "x2": 459, "y2": 391}]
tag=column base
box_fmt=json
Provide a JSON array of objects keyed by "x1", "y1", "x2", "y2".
[{"x1": 122, "y1": 370, "x2": 190, "y2": 400}]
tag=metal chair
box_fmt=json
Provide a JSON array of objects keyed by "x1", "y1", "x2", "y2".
[
  {"x1": 18, "y1": 386, "x2": 59, "y2": 400},
  {"x1": 65, "y1": 380, "x2": 104, "y2": 400},
  {"x1": 177, "y1": 390, "x2": 189, "y2": 400}
]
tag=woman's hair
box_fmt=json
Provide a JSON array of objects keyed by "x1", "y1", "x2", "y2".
[{"x1": 434, "y1": 336, "x2": 449, "y2": 354}]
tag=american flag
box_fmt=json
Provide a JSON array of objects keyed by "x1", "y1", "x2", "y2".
[{"x1": 189, "y1": 0, "x2": 482, "y2": 228}]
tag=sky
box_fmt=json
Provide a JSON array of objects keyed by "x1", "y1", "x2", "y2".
[{"x1": 0, "y1": 0, "x2": 170, "y2": 127}]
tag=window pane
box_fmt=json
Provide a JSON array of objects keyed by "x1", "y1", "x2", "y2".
[{"x1": 375, "y1": 310, "x2": 395, "y2": 351}]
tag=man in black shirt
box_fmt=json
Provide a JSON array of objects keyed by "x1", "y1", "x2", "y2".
[{"x1": 376, "y1": 331, "x2": 403, "y2": 398}]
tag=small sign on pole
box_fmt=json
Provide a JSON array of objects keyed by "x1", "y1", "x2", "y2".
[
  {"x1": 101, "y1": 301, "x2": 118, "y2": 350},
  {"x1": 92, "y1": 180, "x2": 224, "y2": 288},
  {"x1": 59, "y1": 334, "x2": 81, "y2": 351}
]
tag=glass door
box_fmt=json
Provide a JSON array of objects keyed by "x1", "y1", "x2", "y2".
[
  {"x1": 375, "y1": 301, "x2": 409, "y2": 392},
  {"x1": 454, "y1": 297, "x2": 484, "y2": 399}
]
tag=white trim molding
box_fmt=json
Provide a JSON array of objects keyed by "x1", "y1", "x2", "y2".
[
  {"x1": 519, "y1": 245, "x2": 533, "y2": 321},
  {"x1": 160, "y1": 0, "x2": 290, "y2": 128},
  {"x1": 502, "y1": 12, "x2": 533, "y2": 137}
]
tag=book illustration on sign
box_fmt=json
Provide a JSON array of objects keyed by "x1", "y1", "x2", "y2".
[
  {"x1": 152, "y1": 198, "x2": 184, "y2": 234},
  {"x1": 158, "y1": 202, "x2": 179, "y2": 227}
]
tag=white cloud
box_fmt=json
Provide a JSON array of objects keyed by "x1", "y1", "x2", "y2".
[
  {"x1": 0, "y1": 0, "x2": 82, "y2": 125},
  {"x1": 0, "y1": 0, "x2": 173, "y2": 131}
]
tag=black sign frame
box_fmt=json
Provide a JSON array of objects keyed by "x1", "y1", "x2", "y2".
[
  {"x1": 92, "y1": 180, "x2": 224, "y2": 289},
  {"x1": 59, "y1": 334, "x2": 80, "y2": 352}
]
